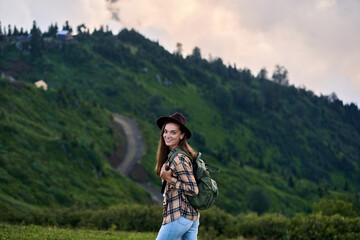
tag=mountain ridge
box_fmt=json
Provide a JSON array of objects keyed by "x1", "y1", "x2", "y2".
[{"x1": 1, "y1": 24, "x2": 359, "y2": 215}]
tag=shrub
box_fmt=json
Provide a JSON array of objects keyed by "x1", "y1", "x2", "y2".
[
  {"x1": 198, "y1": 207, "x2": 236, "y2": 239},
  {"x1": 312, "y1": 197, "x2": 357, "y2": 217},
  {"x1": 86, "y1": 204, "x2": 162, "y2": 232},
  {"x1": 235, "y1": 212, "x2": 289, "y2": 240},
  {"x1": 1, "y1": 202, "x2": 360, "y2": 239},
  {"x1": 288, "y1": 213, "x2": 360, "y2": 240},
  {"x1": 246, "y1": 186, "x2": 271, "y2": 214}
]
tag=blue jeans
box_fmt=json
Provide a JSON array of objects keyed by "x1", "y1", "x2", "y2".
[{"x1": 156, "y1": 217, "x2": 200, "y2": 240}]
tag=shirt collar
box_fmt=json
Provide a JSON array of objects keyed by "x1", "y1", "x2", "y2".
[{"x1": 167, "y1": 147, "x2": 179, "y2": 159}]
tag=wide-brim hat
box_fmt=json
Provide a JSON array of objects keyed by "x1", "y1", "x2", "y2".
[{"x1": 156, "y1": 112, "x2": 192, "y2": 139}]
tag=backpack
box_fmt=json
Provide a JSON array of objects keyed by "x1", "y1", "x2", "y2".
[{"x1": 169, "y1": 149, "x2": 219, "y2": 210}]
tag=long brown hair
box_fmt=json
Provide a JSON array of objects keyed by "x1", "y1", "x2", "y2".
[{"x1": 155, "y1": 122, "x2": 197, "y2": 176}]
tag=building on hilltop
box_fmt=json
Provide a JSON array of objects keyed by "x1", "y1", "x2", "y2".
[{"x1": 56, "y1": 30, "x2": 73, "y2": 41}]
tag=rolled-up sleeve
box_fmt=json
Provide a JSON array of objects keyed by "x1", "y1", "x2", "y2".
[{"x1": 169, "y1": 154, "x2": 199, "y2": 196}]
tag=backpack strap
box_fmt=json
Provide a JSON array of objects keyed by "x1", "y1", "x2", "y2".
[
  {"x1": 168, "y1": 149, "x2": 192, "y2": 167},
  {"x1": 160, "y1": 149, "x2": 192, "y2": 194}
]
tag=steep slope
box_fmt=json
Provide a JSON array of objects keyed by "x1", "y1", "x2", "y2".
[{"x1": 0, "y1": 77, "x2": 153, "y2": 216}]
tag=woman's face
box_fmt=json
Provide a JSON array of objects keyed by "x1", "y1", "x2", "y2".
[{"x1": 163, "y1": 122, "x2": 185, "y2": 150}]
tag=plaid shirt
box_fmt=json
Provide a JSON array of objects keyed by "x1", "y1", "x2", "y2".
[{"x1": 162, "y1": 147, "x2": 199, "y2": 225}]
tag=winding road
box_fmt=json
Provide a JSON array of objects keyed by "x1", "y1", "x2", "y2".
[
  {"x1": 112, "y1": 114, "x2": 163, "y2": 204},
  {"x1": 113, "y1": 114, "x2": 144, "y2": 176}
]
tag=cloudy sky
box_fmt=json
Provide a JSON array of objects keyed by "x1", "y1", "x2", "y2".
[{"x1": 1, "y1": 0, "x2": 359, "y2": 105}]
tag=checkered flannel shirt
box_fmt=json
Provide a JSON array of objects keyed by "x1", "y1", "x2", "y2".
[{"x1": 162, "y1": 147, "x2": 199, "y2": 225}]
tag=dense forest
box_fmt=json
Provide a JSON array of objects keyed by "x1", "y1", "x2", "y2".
[{"x1": 1, "y1": 20, "x2": 359, "y2": 219}]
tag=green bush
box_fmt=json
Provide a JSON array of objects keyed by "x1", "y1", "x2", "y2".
[
  {"x1": 246, "y1": 186, "x2": 271, "y2": 215},
  {"x1": 198, "y1": 207, "x2": 236, "y2": 239},
  {"x1": 198, "y1": 208, "x2": 359, "y2": 240},
  {"x1": 2, "y1": 202, "x2": 360, "y2": 239},
  {"x1": 79, "y1": 204, "x2": 162, "y2": 232},
  {"x1": 197, "y1": 208, "x2": 289, "y2": 240},
  {"x1": 0, "y1": 202, "x2": 162, "y2": 232},
  {"x1": 313, "y1": 197, "x2": 357, "y2": 217},
  {"x1": 288, "y1": 213, "x2": 360, "y2": 240},
  {"x1": 235, "y1": 212, "x2": 289, "y2": 240}
]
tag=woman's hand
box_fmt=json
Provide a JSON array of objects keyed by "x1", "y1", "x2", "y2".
[{"x1": 160, "y1": 163, "x2": 173, "y2": 182}]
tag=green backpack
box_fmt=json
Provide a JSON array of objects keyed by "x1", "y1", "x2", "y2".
[{"x1": 169, "y1": 149, "x2": 219, "y2": 210}]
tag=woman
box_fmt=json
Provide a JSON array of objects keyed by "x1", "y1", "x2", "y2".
[{"x1": 155, "y1": 113, "x2": 200, "y2": 240}]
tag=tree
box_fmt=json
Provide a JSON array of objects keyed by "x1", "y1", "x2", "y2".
[
  {"x1": 326, "y1": 92, "x2": 338, "y2": 103},
  {"x1": 45, "y1": 23, "x2": 58, "y2": 38},
  {"x1": 211, "y1": 84, "x2": 233, "y2": 113},
  {"x1": 53, "y1": 23, "x2": 59, "y2": 35},
  {"x1": 232, "y1": 81, "x2": 252, "y2": 110},
  {"x1": 0, "y1": 22, "x2": 3, "y2": 41},
  {"x1": 210, "y1": 58, "x2": 227, "y2": 77},
  {"x1": 77, "y1": 24, "x2": 86, "y2": 34},
  {"x1": 343, "y1": 181, "x2": 349, "y2": 191},
  {"x1": 76, "y1": 24, "x2": 90, "y2": 41},
  {"x1": 63, "y1": 43, "x2": 91, "y2": 65},
  {"x1": 247, "y1": 186, "x2": 271, "y2": 214},
  {"x1": 272, "y1": 65, "x2": 289, "y2": 86},
  {"x1": 261, "y1": 80, "x2": 279, "y2": 110},
  {"x1": 2, "y1": 25, "x2": 6, "y2": 36},
  {"x1": 30, "y1": 21, "x2": 43, "y2": 57},
  {"x1": 186, "y1": 46, "x2": 203, "y2": 65},
  {"x1": 62, "y1": 20, "x2": 72, "y2": 32},
  {"x1": 192, "y1": 46, "x2": 201, "y2": 60},
  {"x1": 13, "y1": 26, "x2": 19, "y2": 36},
  {"x1": 257, "y1": 68, "x2": 268, "y2": 80},
  {"x1": 175, "y1": 42, "x2": 183, "y2": 56},
  {"x1": 7, "y1": 24, "x2": 12, "y2": 36},
  {"x1": 258, "y1": 157, "x2": 265, "y2": 169},
  {"x1": 312, "y1": 198, "x2": 357, "y2": 217},
  {"x1": 288, "y1": 176, "x2": 295, "y2": 188}
]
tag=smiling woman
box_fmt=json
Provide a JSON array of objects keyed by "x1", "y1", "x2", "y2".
[{"x1": 154, "y1": 113, "x2": 199, "y2": 240}]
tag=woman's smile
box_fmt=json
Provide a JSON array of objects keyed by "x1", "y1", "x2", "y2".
[
  {"x1": 165, "y1": 136, "x2": 176, "y2": 145},
  {"x1": 165, "y1": 138, "x2": 173, "y2": 144}
]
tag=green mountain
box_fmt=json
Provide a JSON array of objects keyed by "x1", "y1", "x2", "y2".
[
  {"x1": 1, "y1": 23, "x2": 359, "y2": 216},
  {"x1": 0, "y1": 76, "x2": 152, "y2": 217}
]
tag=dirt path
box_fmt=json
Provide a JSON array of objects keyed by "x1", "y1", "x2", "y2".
[
  {"x1": 112, "y1": 114, "x2": 163, "y2": 204},
  {"x1": 113, "y1": 114, "x2": 144, "y2": 176}
]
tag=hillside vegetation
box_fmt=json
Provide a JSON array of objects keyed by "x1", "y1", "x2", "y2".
[
  {"x1": 1, "y1": 22, "x2": 359, "y2": 216},
  {"x1": 0, "y1": 76, "x2": 153, "y2": 218}
]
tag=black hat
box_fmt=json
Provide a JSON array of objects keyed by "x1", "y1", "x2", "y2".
[{"x1": 156, "y1": 113, "x2": 192, "y2": 139}]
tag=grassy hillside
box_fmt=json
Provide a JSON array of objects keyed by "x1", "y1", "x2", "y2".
[
  {"x1": 0, "y1": 77, "x2": 153, "y2": 217},
  {"x1": 0, "y1": 223, "x2": 157, "y2": 240},
  {"x1": 1, "y1": 25, "x2": 359, "y2": 216}
]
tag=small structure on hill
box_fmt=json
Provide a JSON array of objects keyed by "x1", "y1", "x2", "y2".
[
  {"x1": 35, "y1": 80, "x2": 48, "y2": 90},
  {"x1": 56, "y1": 30, "x2": 73, "y2": 41}
]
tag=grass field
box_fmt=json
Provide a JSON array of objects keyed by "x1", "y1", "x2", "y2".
[
  {"x1": 0, "y1": 223, "x2": 157, "y2": 240},
  {"x1": 0, "y1": 223, "x2": 252, "y2": 240}
]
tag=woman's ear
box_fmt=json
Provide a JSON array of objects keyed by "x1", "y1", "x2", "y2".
[{"x1": 180, "y1": 133, "x2": 185, "y2": 140}]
